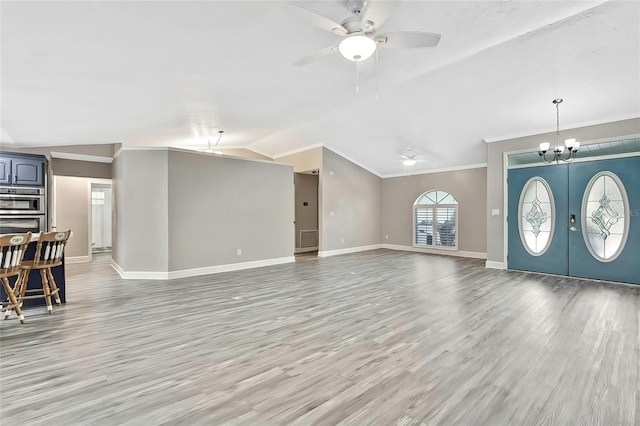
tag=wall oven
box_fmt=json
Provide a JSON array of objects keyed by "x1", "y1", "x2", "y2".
[
  {"x1": 0, "y1": 187, "x2": 47, "y2": 234},
  {"x1": 0, "y1": 187, "x2": 45, "y2": 214},
  {"x1": 0, "y1": 215, "x2": 46, "y2": 234}
]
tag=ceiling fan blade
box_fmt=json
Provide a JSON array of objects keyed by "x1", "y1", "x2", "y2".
[
  {"x1": 289, "y1": 2, "x2": 348, "y2": 35},
  {"x1": 294, "y1": 46, "x2": 337, "y2": 66},
  {"x1": 377, "y1": 31, "x2": 441, "y2": 49},
  {"x1": 360, "y1": 1, "x2": 393, "y2": 31}
]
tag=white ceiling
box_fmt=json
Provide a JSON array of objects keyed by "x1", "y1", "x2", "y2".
[{"x1": 1, "y1": 1, "x2": 639, "y2": 176}]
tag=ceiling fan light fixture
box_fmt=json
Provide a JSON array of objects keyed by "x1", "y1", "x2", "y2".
[
  {"x1": 402, "y1": 158, "x2": 417, "y2": 166},
  {"x1": 338, "y1": 35, "x2": 376, "y2": 61}
]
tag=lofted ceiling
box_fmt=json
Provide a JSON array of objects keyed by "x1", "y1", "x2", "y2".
[{"x1": 1, "y1": 1, "x2": 639, "y2": 176}]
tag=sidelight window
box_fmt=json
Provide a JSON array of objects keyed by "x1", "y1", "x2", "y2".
[{"x1": 414, "y1": 190, "x2": 458, "y2": 249}]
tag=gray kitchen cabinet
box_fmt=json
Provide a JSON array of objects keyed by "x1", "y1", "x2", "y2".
[{"x1": 0, "y1": 153, "x2": 46, "y2": 186}]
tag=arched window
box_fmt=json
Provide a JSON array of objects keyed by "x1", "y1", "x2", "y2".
[{"x1": 414, "y1": 190, "x2": 458, "y2": 249}]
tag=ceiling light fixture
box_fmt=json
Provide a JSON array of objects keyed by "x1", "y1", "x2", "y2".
[
  {"x1": 538, "y1": 98, "x2": 579, "y2": 164},
  {"x1": 338, "y1": 34, "x2": 377, "y2": 62},
  {"x1": 402, "y1": 158, "x2": 417, "y2": 167},
  {"x1": 338, "y1": 34, "x2": 378, "y2": 93},
  {"x1": 203, "y1": 130, "x2": 224, "y2": 153}
]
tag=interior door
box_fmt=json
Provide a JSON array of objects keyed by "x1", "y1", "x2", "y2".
[
  {"x1": 568, "y1": 156, "x2": 640, "y2": 284},
  {"x1": 507, "y1": 164, "x2": 569, "y2": 275}
]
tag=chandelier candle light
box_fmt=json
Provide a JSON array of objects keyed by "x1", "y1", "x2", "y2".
[{"x1": 538, "y1": 98, "x2": 579, "y2": 164}]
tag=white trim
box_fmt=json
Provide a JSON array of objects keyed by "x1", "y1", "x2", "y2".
[
  {"x1": 502, "y1": 151, "x2": 509, "y2": 268},
  {"x1": 113, "y1": 146, "x2": 123, "y2": 159},
  {"x1": 121, "y1": 146, "x2": 169, "y2": 151},
  {"x1": 381, "y1": 163, "x2": 488, "y2": 178},
  {"x1": 65, "y1": 255, "x2": 91, "y2": 264},
  {"x1": 508, "y1": 150, "x2": 640, "y2": 170},
  {"x1": 273, "y1": 143, "x2": 324, "y2": 159},
  {"x1": 50, "y1": 151, "x2": 113, "y2": 164},
  {"x1": 295, "y1": 247, "x2": 318, "y2": 253},
  {"x1": 318, "y1": 244, "x2": 383, "y2": 257},
  {"x1": 483, "y1": 115, "x2": 640, "y2": 143},
  {"x1": 168, "y1": 256, "x2": 295, "y2": 279},
  {"x1": 485, "y1": 260, "x2": 506, "y2": 269},
  {"x1": 111, "y1": 259, "x2": 125, "y2": 278},
  {"x1": 381, "y1": 244, "x2": 486, "y2": 259},
  {"x1": 111, "y1": 256, "x2": 296, "y2": 280},
  {"x1": 117, "y1": 146, "x2": 291, "y2": 168}
]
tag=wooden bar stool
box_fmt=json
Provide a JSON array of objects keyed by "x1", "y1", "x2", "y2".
[
  {"x1": 14, "y1": 230, "x2": 70, "y2": 315},
  {"x1": 0, "y1": 232, "x2": 32, "y2": 324}
]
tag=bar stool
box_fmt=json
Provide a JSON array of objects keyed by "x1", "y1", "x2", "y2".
[
  {"x1": 15, "y1": 230, "x2": 70, "y2": 315},
  {"x1": 0, "y1": 232, "x2": 32, "y2": 324}
]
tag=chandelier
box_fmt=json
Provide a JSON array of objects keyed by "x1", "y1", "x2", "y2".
[
  {"x1": 538, "y1": 98, "x2": 579, "y2": 164},
  {"x1": 203, "y1": 130, "x2": 224, "y2": 153}
]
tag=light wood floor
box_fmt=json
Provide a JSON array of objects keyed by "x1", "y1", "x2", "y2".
[{"x1": 1, "y1": 250, "x2": 638, "y2": 425}]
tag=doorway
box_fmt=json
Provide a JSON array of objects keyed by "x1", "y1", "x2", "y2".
[
  {"x1": 294, "y1": 170, "x2": 319, "y2": 255},
  {"x1": 91, "y1": 183, "x2": 112, "y2": 254},
  {"x1": 507, "y1": 156, "x2": 639, "y2": 284}
]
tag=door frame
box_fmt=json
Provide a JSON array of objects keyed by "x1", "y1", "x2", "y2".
[
  {"x1": 502, "y1": 136, "x2": 640, "y2": 269},
  {"x1": 87, "y1": 178, "x2": 112, "y2": 262}
]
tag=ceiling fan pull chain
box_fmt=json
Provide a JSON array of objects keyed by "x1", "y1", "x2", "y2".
[
  {"x1": 375, "y1": 47, "x2": 379, "y2": 101},
  {"x1": 355, "y1": 60, "x2": 360, "y2": 93}
]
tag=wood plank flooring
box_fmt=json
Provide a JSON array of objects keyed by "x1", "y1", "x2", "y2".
[{"x1": 1, "y1": 249, "x2": 638, "y2": 425}]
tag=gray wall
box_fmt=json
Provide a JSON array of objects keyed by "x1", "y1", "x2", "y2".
[
  {"x1": 167, "y1": 150, "x2": 294, "y2": 271},
  {"x1": 112, "y1": 150, "x2": 169, "y2": 272},
  {"x1": 111, "y1": 155, "x2": 123, "y2": 267},
  {"x1": 321, "y1": 147, "x2": 382, "y2": 251},
  {"x1": 294, "y1": 173, "x2": 319, "y2": 249},
  {"x1": 52, "y1": 158, "x2": 112, "y2": 179},
  {"x1": 54, "y1": 176, "x2": 89, "y2": 258},
  {"x1": 486, "y1": 117, "x2": 640, "y2": 264},
  {"x1": 382, "y1": 167, "x2": 488, "y2": 254}
]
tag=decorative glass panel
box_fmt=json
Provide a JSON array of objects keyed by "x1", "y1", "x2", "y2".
[
  {"x1": 416, "y1": 190, "x2": 458, "y2": 206},
  {"x1": 518, "y1": 177, "x2": 554, "y2": 256},
  {"x1": 582, "y1": 172, "x2": 629, "y2": 262}
]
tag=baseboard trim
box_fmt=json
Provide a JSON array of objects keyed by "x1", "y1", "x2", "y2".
[
  {"x1": 65, "y1": 255, "x2": 91, "y2": 264},
  {"x1": 168, "y1": 256, "x2": 295, "y2": 279},
  {"x1": 295, "y1": 247, "x2": 318, "y2": 254},
  {"x1": 485, "y1": 260, "x2": 506, "y2": 269},
  {"x1": 111, "y1": 256, "x2": 296, "y2": 280},
  {"x1": 381, "y1": 244, "x2": 487, "y2": 259},
  {"x1": 111, "y1": 260, "x2": 168, "y2": 280},
  {"x1": 318, "y1": 244, "x2": 383, "y2": 257}
]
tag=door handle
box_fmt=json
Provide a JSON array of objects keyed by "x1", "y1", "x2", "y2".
[{"x1": 570, "y1": 226, "x2": 580, "y2": 232}]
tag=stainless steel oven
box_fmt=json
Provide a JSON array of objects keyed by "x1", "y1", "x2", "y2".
[
  {"x1": 0, "y1": 187, "x2": 47, "y2": 234},
  {"x1": 0, "y1": 187, "x2": 45, "y2": 214},
  {"x1": 0, "y1": 215, "x2": 46, "y2": 234}
]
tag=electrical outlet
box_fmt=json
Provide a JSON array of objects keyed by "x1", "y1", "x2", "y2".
[
  {"x1": 385, "y1": 235, "x2": 388, "y2": 239},
  {"x1": 341, "y1": 238, "x2": 344, "y2": 244},
  {"x1": 236, "y1": 248, "x2": 242, "y2": 256}
]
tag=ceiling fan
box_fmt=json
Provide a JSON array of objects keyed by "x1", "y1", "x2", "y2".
[
  {"x1": 291, "y1": 0, "x2": 441, "y2": 67},
  {"x1": 398, "y1": 147, "x2": 424, "y2": 166}
]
